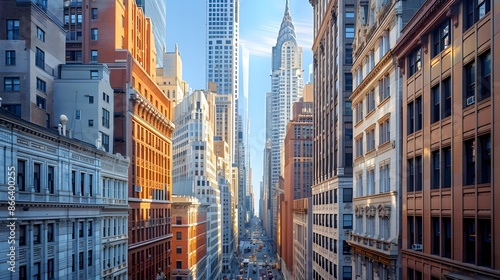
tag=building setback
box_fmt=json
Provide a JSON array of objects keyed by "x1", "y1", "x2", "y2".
[
  {"x1": 393, "y1": 0, "x2": 500, "y2": 279},
  {"x1": 62, "y1": 0, "x2": 175, "y2": 278},
  {"x1": 267, "y1": 0, "x2": 304, "y2": 256},
  {"x1": 309, "y1": 0, "x2": 356, "y2": 279}
]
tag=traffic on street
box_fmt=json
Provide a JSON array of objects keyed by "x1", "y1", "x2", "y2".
[{"x1": 227, "y1": 217, "x2": 282, "y2": 280}]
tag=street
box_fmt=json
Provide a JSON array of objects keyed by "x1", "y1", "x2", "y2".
[{"x1": 228, "y1": 217, "x2": 282, "y2": 280}]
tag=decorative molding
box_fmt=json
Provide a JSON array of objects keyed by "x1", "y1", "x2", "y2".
[
  {"x1": 378, "y1": 204, "x2": 391, "y2": 219},
  {"x1": 418, "y1": 35, "x2": 428, "y2": 54},
  {"x1": 351, "y1": 50, "x2": 393, "y2": 98},
  {"x1": 447, "y1": 3, "x2": 459, "y2": 28},
  {"x1": 397, "y1": 58, "x2": 405, "y2": 75}
]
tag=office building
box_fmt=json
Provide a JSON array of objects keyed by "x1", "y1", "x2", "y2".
[
  {"x1": 54, "y1": 64, "x2": 114, "y2": 153},
  {"x1": 0, "y1": 112, "x2": 129, "y2": 280},
  {"x1": 292, "y1": 198, "x2": 312, "y2": 280},
  {"x1": 393, "y1": 0, "x2": 500, "y2": 279},
  {"x1": 172, "y1": 90, "x2": 221, "y2": 280},
  {"x1": 267, "y1": 0, "x2": 304, "y2": 251},
  {"x1": 309, "y1": 0, "x2": 356, "y2": 279},
  {"x1": 63, "y1": 1, "x2": 175, "y2": 278},
  {"x1": 280, "y1": 88, "x2": 313, "y2": 278},
  {"x1": 156, "y1": 44, "x2": 189, "y2": 106},
  {"x1": 135, "y1": 0, "x2": 166, "y2": 67},
  {"x1": 171, "y1": 195, "x2": 208, "y2": 280},
  {"x1": 0, "y1": 0, "x2": 65, "y2": 128}
]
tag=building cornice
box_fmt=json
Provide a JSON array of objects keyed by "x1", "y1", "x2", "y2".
[
  {"x1": 393, "y1": 0, "x2": 457, "y2": 60},
  {"x1": 350, "y1": 50, "x2": 394, "y2": 102},
  {"x1": 130, "y1": 92, "x2": 175, "y2": 133},
  {"x1": 311, "y1": 0, "x2": 336, "y2": 52}
]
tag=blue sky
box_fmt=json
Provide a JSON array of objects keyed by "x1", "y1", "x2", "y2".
[{"x1": 166, "y1": 0, "x2": 313, "y2": 208}]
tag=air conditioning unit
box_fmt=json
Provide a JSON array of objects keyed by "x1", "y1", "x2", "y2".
[
  {"x1": 466, "y1": 96, "x2": 475, "y2": 106},
  {"x1": 411, "y1": 244, "x2": 423, "y2": 251}
]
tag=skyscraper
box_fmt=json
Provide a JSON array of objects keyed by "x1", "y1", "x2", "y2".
[
  {"x1": 309, "y1": 0, "x2": 355, "y2": 279},
  {"x1": 135, "y1": 0, "x2": 167, "y2": 67},
  {"x1": 267, "y1": 0, "x2": 304, "y2": 250}
]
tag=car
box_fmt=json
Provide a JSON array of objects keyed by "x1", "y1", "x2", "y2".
[
  {"x1": 253, "y1": 269, "x2": 257, "y2": 274},
  {"x1": 264, "y1": 254, "x2": 267, "y2": 258}
]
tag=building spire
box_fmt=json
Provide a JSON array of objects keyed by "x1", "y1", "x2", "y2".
[{"x1": 285, "y1": 0, "x2": 289, "y2": 13}]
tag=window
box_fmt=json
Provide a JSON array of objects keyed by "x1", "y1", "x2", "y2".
[
  {"x1": 465, "y1": 0, "x2": 491, "y2": 30},
  {"x1": 407, "y1": 156, "x2": 422, "y2": 192},
  {"x1": 442, "y1": 217, "x2": 452, "y2": 258},
  {"x1": 343, "y1": 266, "x2": 352, "y2": 280},
  {"x1": 91, "y1": 28, "x2": 98, "y2": 40},
  {"x1": 47, "y1": 223, "x2": 54, "y2": 242},
  {"x1": 478, "y1": 218, "x2": 492, "y2": 267},
  {"x1": 5, "y1": 50, "x2": 15, "y2": 65},
  {"x1": 408, "y1": 48, "x2": 421, "y2": 76},
  {"x1": 342, "y1": 240, "x2": 351, "y2": 255},
  {"x1": 102, "y1": 133, "x2": 109, "y2": 152},
  {"x1": 379, "y1": 119, "x2": 390, "y2": 144},
  {"x1": 71, "y1": 170, "x2": 76, "y2": 195},
  {"x1": 379, "y1": 163, "x2": 390, "y2": 193},
  {"x1": 343, "y1": 188, "x2": 352, "y2": 203},
  {"x1": 72, "y1": 254, "x2": 75, "y2": 271},
  {"x1": 176, "y1": 232, "x2": 182, "y2": 240},
  {"x1": 80, "y1": 172, "x2": 85, "y2": 196},
  {"x1": 48, "y1": 166, "x2": 54, "y2": 194},
  {"x1": 88, "y1": 119, "x2": 94, "y2": 127},
  {"x1": 88, "y1": 96, "x2": 94, "y2": 103},
  {"x1": 345, "y1": 73, "x2": 352, "y2": 91},
  {"x1": 19, "y1": 225, "x2": 26, "y2": 245},
  {"x1": 345, "y1": 48, "x2": 353, "y2": 64},
  {"x1": 366, "y1": 169, "x2": 375, "y2": 195},
  {"x1": 79, "y1": 221, "x2": 84, "y2": 237},
  {"x1": 343, "y1": 214, "x2": 353, "y2": 229},
  {"x1": 431, "y1": 150, "x2": 440, "y2": 189},
  {"x1": 88, "y1": 221, "x2": 93, "y2": 236},
  {"x1": 408, "y1": 216, "x2": 423, "y2": 249},
  {"x1": 4, "y1": 77, "x2": 20, "y2": 91},
  {"x1": 66, "y1": 50, "x2": 82, "y2": 62},
  {"x1": 464, "y1": 218, "x2": 476, "y2": 264},
  {"x1": 17, "y1": 159, "x2": 26, "y2": 191},
  {"x1": 35, "y1": 48, "x2": 45, "y2": 69},
  {"x1": 91, "y1": 50, "x2": 98, "y2": 61},
  {"x1": 36, "y1": 96, "x2": 46, "y2": 110},
  {"x1": 366, "y1": 129, "x2": 375, "y2": 152},
  {"x1": 89, "y1": 174, "x2": 93, "y2": 197},
  {"x1": 36, "y1": 78, "x2": 46, "y2": 92},
  {"x1": 346, "y1": 25, "x2": 355, "y2": 38},
  {"x1": 407, "y1": 97, "x2": 422, "y2": 134},
  {"x1": 36, "y1": 26, "x2": 45, "y2": 42},
  {"x1": 33, "y1": 224, "x2": 41, "y2": 244},
  {"x1": 102, "y1": 108, "x2": 110, "y2": 128},
  {"x1": 432, "y1": 20, "x2": 451, "y2": 57},
  {"x1": 88, "y1": 250, "x2": 93, "y2": 266},
  {"x1": 366, "y1": 90, "x2": 375, "y2": 113},
  {"x1": 478, "y1": 51, "x2": 491, "y2": 101},
  {"x1": 33, "y1": 262, "x2": 40, "y2": 280},
  {"x1": 464, "y1": 61, "x2": 476, "y2": 107},
  {"x1": 432, "y1": 217, "x2": 440, "y2": 255},
  {"x1": 47, "y1": 259, "x2": 54, "y2": 279},
  {"x1": 176, "y1": 261, "x2": 182, "y2": 269},
  {"x1": 91, "y1": 8, "x2": 98, "y2": 19},
  {"x1": 176, "y1": 246, "x2": 182, "y2": 253},
  {"x1": 79, "y1": 251, "x2": 84, "y2": 269},
  {"x1": 379, "y1": 75, "x2": 390, "y2": 101},
  {"x1": 6, "y1": 19, "x2": 19, "y2": 40},
  {"x1": 355, "y1": 101, "x2": 363, "y2": 123},
  {"x1": 33, "y1": 163, "x2": 41, "y2": 192},
  {"x1": 355, "y1": 137, "x2": 363, "y2": 158},
  {"x1": 90, "y1": 70, "x2": 98, "y2": 79}
]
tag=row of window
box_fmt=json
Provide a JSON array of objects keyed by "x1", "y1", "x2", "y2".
[
  {"x1": 407, "y1": 216, "x2": 491, "y2": 267},
  {"x1": 313, "y1": 188, "x2": 354, "y2": 205},
  {"x1": 407, "y1": 133, "x2": 490, "y2": 191},
  {"x1": 356, "y1": 163, "x2": 391, "y2": 196},
  {"x1": 354, "y1": 75, "x2": 391, "y2": 123},
  {"x1": 354, "y1": 119, "x2": 391, "y2": 158}
]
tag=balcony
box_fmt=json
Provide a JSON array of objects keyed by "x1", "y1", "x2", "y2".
[{"x1": 349, "y1": 232, "x2": 398, "y2": 257}]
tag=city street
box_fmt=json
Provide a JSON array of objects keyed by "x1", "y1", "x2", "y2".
[{"x1": 228, "y1": 217, "x2": 282, "y2": 280}]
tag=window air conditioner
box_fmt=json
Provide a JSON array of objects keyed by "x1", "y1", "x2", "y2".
[
  {"x1": 411, "y1": 244, "x2": 423, "y2": 251},
  {"x1": 466, "y1": 96, "x2": 475, "y2": 106}
]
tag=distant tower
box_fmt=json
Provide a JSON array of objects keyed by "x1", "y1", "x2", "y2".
[{"x1": 135, "y1": 0, "x2": 167, "y2": 67}]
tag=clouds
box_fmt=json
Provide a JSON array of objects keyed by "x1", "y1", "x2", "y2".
[{"x1": 240, "y1": 4, "x2": 313, "y2": 57}]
